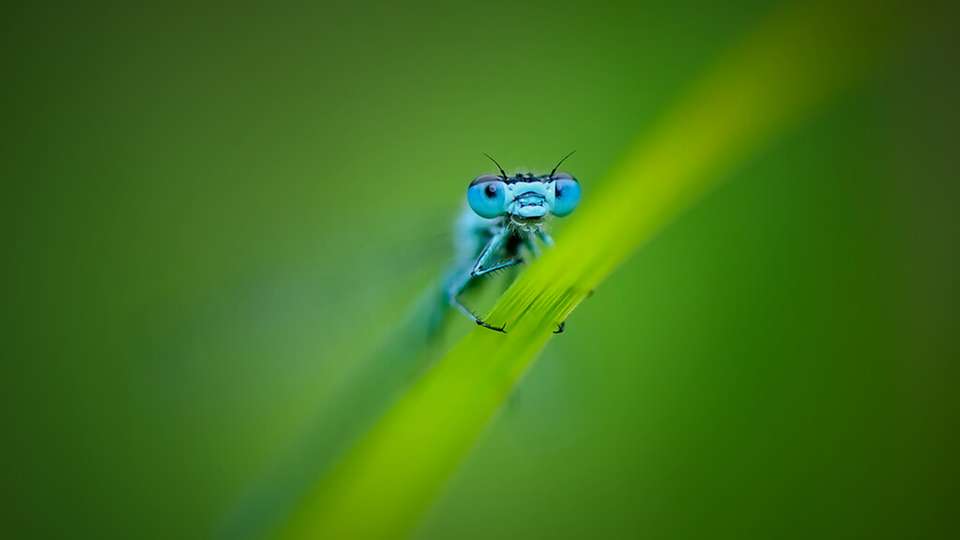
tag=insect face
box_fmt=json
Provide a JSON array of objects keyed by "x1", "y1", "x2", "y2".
[
  {"x1": 507, "y1": 179, "x2": 551, "y2": 220},
  {"x1": 467, "y1": 172, "x2": 581, "y2": 221}
]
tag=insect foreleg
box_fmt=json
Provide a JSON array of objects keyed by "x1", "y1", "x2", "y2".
[
  {"x1": 536, "y1": 229, "x2": 555, "y2": 248},
  {"x1": 448, "y1": 231, "x2": 521, "y2": 333},
  {"x1": 470, "y1": 231, "x2": 521, "y2": 277},
  {"x1": 522, "y1": 232, "x2": 542, "y2": 259}
]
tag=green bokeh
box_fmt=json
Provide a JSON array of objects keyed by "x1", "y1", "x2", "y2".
[{"x1": 3, "y1": 1, "x2": 955, "y2": 539}]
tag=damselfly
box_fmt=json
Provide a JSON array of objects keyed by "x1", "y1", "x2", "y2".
[{"x1": 442, "y1": 152, "x2": 581, "y2": 334}]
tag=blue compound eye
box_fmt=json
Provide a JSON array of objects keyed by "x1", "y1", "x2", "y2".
[
  {"x1": 467, "y1": 176, "x2": 507, "y2": 218},
  {"x1": 551, "y1": 174, "x2": 580, "y2": 217}
]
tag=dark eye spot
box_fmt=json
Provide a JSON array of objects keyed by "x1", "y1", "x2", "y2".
[
  {"x1": 485, "y1": 183, "x2": 498, "y2": 197},
  {"x1": 556, "y1": 184, "x2": 564, "y2": 197}
]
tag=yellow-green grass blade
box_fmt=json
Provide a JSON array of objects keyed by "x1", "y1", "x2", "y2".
[{"x1": 277, "y1": 1, "x2": 912, "y2": 538}]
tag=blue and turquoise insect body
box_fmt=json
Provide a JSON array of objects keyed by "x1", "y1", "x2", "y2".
[{"x1": 443, "y1": 154, "x2": 582, "y2": 333}]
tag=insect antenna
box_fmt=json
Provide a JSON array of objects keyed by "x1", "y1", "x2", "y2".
[
  {"x1": 549, "y1": 150, "x2": 577, "y2": 178},
  {"x1": 482, "y1": 153, "x2": 509, "y2": 180}
]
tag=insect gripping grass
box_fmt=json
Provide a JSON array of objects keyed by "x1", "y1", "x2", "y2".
[{"x1": 444, "y1": 152, "x2": 581, "y2": 333}]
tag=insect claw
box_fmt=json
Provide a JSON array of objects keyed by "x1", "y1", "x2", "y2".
[
  {"x1": 476, "y1": 319, "x2": 507, "y2": 333},
  {"x1": 553, "y1": 321, "x2": 566, "y2": 334}
]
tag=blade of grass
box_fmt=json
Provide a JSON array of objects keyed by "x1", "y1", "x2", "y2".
[
  {"x1": 277, "y1": 1, "x2": 912, "y2": 537},
  {"x1": 221, "y1": 283, "x2": 452, "y2": 540}
]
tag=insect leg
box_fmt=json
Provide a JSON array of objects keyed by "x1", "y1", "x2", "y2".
[
  {"x1": 470, "y1": 231, "x2": 522, "y2": 277},
  {"x1": 448, "y1": 232, "x2": 520, "y2": 333},
  {"x1": 447, "y1": 270, "x2": 485, "y2": 322},
  {"x1": 523, "y1": 232, "x2": 542, "y2": 259},
  {"x1": 536, "y1": 229, "x2": 555, "y2": 248},
  {"x1": 448, "y1": 270, "x2": 509, "y2": 333},
  {"x1": 473, "y1": 257, "x2": 523, "y2": 276}
]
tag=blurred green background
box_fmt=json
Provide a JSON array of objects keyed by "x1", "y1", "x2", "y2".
[{"x1": 3, "y1": 1, "x2": 956, "y2": 539}]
